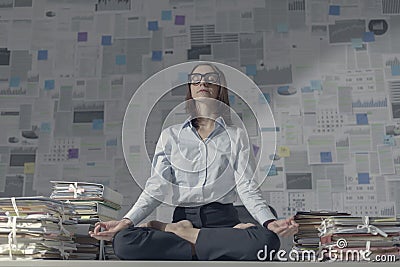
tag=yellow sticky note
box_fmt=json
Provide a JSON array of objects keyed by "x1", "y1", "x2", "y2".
[
  {"x1": 278, "y1": 146, "x2": 290, "y2": 157},
  {"x1": 24, "y1": 162, "x2": 35, "y2": 174}
]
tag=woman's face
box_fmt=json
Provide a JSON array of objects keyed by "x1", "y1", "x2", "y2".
[{"x1": 189, "y1": 65, "x2": 220, "y2": 99}]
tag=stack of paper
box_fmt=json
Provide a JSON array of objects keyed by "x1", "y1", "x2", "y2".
[
  {"x1": 318, "y1": 216, "x2": 400, "y2": 261},
  {"x1": 0, "y1": 197, "x2": 76, "y2": 260},
  {"x1": 50, "y1": 181, "x2": 123, "y2": 260},
  {"x1": 292, "y1": 211, "x2": 351, "y2": 261}
]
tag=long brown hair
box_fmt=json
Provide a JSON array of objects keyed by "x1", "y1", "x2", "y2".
[{"x1": 185, "y1": 63, "x2": 232, "y2": 127}]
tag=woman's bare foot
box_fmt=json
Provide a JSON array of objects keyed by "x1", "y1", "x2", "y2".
[
  {"x1": 138, "y1": 219, "x2": 199, "y2": 245},
  {"x1": 165, "y1": 220, "x2": 194, "y2": 232},
  {"x1": 138, "y1": 220, "x2": 194, "y2": 231},
  {"x1": 233, "y1": 223, "x2": 256, "y2": 229},
  {"x1": 137, "y1": 220, "x2": 168, "y2": 231}
]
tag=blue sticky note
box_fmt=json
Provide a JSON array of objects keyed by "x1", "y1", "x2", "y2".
[
  {"x1": 391, "y1": 65, "x2": 400, "y2": 76},
  {"x1": 101, "y1": 35, "x2": 112, "y2": 46},
  {"x1": 152, "y1": 50, "x2": 162, "y2": 61},
  {"x1": 384, "y1": 135, "x2": 396, "y2": 146},
  {"x1": 228, "y1": 95, "x2": 235, "y2": 105},
  {"x1": 329, "y1": 5, "x2": 340, "y2": 15},
  {"x1": 358, "y1": 173, "x2": 370, "y2": 184},
  {"x1": 148, "y1": 21, "x2": 159, "y2": 31},
  {"x1": 161, "y1": 10, "x2": 172, "y2": 20},
  {"x1": 9, "y1": 77, "x2": 20, "y2": 87},
  {"x1": 267, "y1": 165, "x2": 277, "y2": 176},
  {"x1": 320, "y1": 152, "x2": 332, "y2": 163},
  {"x1": 277, "y1": 23, "x2": 289, "y2": 33},
  {"x1": 106, "y1": 138, "x2": 118, "y2": 146},
  {"x1": 38, "y1": 50, "x2": 48, "y2": 60},
  {"x1": 116, "y1": 55, "x2": 126, "y2": 65},
  {"x1": 92, "y1": 119, "x2": 103, "y2": 130},
  {"x1": 311, "y1": 80, "x2": 322, "y2": 91},
  {"x1": 351, "y1": 38, "x2": 363, "y2": 49},
  {"x1": 178, "y1": 72, "x2": 188, "y2": 83},
  {"x1": 301, "y1": 86, "x2": 312, "y2": 93},
  {"x1": 262, "y1": 93, "x2": 271, "y2": 103},
  {"x1": 356, "y1": 113, "x2": 368, "y2": 125},
  {"x1": 40, "y1": 122, "x2": 51, "y2": 132},
  {"x1": 44, "y1": 80, "x2": 55, "y2": 90},
  {"x1": 245, "y1": 65, "x2": 257, "y2": 76},
  {"x1": 363, "y1": 32, "x2": 375, "y2": 42}
]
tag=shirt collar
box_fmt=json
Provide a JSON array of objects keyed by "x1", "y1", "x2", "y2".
[{"x1": 181, "y1": 116, "x2": 226, "y2": 129}]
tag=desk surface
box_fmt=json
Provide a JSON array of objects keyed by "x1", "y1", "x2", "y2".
[{"x1": 0, "y1": 261, "x2": 399, "y2": 267}]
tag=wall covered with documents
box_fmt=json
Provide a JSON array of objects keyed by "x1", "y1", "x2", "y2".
[{"x1": 0, "y1": 0, "x2": 399, "y2": 221}]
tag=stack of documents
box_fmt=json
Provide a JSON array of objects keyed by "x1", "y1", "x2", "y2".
[
  {"x1": 318, "y1": 216, "x2": 400, "y2": 261},
  {"x1": 50, "y1": 181, "x2": 123, "y2": 260},
  {"x1": 50, "y1": 181, "x2": 123, "y2": 210},
  {"x1": 0, "y1": 197, "x2": 76, "y2": 260},
  {"x1": 292, "y1": 211, "x2": 351, "y2": 261}
]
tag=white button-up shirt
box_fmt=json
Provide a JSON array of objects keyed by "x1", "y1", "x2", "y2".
[{"x1": 124, "y1": 117, "x2": 276, "y2": 226}]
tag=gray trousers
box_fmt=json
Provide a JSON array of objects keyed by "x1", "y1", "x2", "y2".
[{"x1": 113, "y1": 202, "x2": 280, "y2": 261}]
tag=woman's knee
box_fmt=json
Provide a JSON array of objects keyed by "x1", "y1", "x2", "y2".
[{"x1": 244, "y1": 227, "x2": 281, "y2": 261}]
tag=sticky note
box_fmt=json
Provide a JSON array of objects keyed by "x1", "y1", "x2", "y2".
[
  {"x1": 115, "y1": 55, "x2": 126, "y2": 65},
  {"x1": 152, "y1": 50, "x2": 162, "y2": 61},
  {"x1": 301, "y1": 86, "x2": 312, "y2": 93},
  {"x1": 320, "y1": 152, "x2": 332, "y2": 163},
  {"x1": 162, "y1": 10, "x2": 172, "y2": 20},
  {"x1": 77, "y1": 32, "x2": 88, "y2": 42},
  {"x1": 252, "y1": 144, "x2": 260, "y2": 157},
  {"x1": 261, "y1": 127, "x2": 280, "y2": 132},
  {"x1": 351, "y1": 38, "x2": 363, "y2": 49},
  {"x1": 228, "y1": 95, "x2": 235, "y2": 105},
  {"x1": 383, "y1": 135, "x2": 396, "y2": 146},
  {"x1": 92, "y1": 119, "x2": 103, "y2": 130},
  {"x1": 245, "y1": 65, "x2": 257, "y2": 76},
  {"x1": 101, "y1": 35, "x2": 112, "y2": 46},
  {"x1": 177, "y1": 72, "x2": 188, "y2": 83},
  {"x1": 310, "y1": 80, "x2": 322, "y2": 91},
  {"x1": 329, "y1": 5, "x2": 340, "y2": 16},
  {"x1": 278, "y1": 146, "x2": 290, "y2": 157},
  {"x1": 358, "y1": 173, "x2": 370, "y2": 184},
  {"x1": 175, "y1": 15, "x2": 185, "y2": 25},
  {"x1": 267, "y1": 165, "x2": 277, "y2": 176},
  {"x1": 68, "y1": 148, "x2": 79, "y2": 159},
  {"x1": 277, "y1": 23, "x2": 289, "y2": 33},
  {"x1": 106, "y1": 138, "x2": 117, "y2": 146},
  {"x1": 9, "y1": 77, "x2": 20, "y2": 87},
  {"x1": 363, "y1": 32, "x2": 375, "y2": 42},
  {"x1": 44, "y1": 80, "x2": 55, "y2": 90},
  {"x1": 262, "y1": 93, "x2": 270, "y2": 104},
  {"x1": 391, "y1": 65, "x2": 400, "y2": 76},
  {"x1": 148, "y1": 21, "x2": 158, "y2": 31},
  {"x1": 24, "y1": 162, "x2": 35, "y2": 174},
  {"x1": 37, "y1": 50, "x2": 48, "y2": 60},
  {"x1": 40, "y1": 122, "x2": 51, "y2": 132},
  {"x1": 356, "y1": 113, "x2": 368, "y2": 125}
]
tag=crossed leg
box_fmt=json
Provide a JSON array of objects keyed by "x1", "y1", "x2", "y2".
[{"x1": 139, "y1": 220, "x2": 255, "y2": 245}]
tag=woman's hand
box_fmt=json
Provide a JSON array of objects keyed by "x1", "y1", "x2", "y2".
[
  {"x1": 89, "y1": 218, "x2": 133, "y2": 241},
  {"x1": 267, "y1": 216, "x2": 298, "y2": 237}
]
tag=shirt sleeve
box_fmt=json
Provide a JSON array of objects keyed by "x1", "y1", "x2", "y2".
[
  {"x1": 123, "y1": 129, "x2": 173, "y2": 225},
  {"x1": 234, "y1": 128, "x2": 277, "y2": 225}
]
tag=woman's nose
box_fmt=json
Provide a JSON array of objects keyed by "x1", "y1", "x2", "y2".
[{"x1": 198, "y1": 78, "x2": 209, "y2": 87}]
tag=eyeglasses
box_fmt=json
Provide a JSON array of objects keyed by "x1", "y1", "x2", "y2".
[{"x1": 188, "y1": 72, "x2": 220, "y2": 85}]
